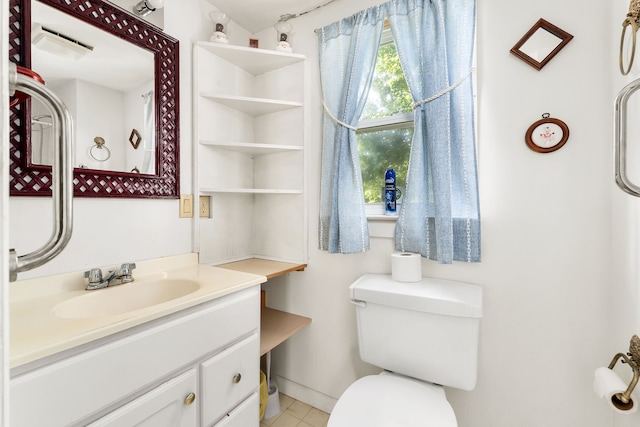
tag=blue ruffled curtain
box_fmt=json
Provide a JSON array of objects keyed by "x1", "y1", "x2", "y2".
[
  {"x1": 388, "y1": 0, "x2": 480, "y2": 263},
  {"x1": 317, "y1": 6, "x2": 386, "y2": 253}
]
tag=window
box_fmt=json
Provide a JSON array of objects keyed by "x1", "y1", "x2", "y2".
[
  {"x1": 318, "y1": 1, "x2": 479, "y2": 261},
  {"x1": 357, "y1": 29, "x2": 412, "y2": 211}
]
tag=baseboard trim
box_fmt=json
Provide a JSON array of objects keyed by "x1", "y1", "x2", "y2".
[{"x1": 274, "y1": 375, "x2": 338, "y2": 414}]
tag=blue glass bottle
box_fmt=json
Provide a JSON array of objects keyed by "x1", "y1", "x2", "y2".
[{"x1": 385, "y1": 167, "x2": 396, "y2": 215}]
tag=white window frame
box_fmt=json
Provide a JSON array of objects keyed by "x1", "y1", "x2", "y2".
[
  {"x1": 357, "y1": 24, "x2": 414, "y2": 220},
  {"x1": 357, "y1": 113, "x2": 414, "y2": 218}
]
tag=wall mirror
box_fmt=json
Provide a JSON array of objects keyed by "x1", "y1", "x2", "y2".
[
  {"x1": 510, "y1": 18, "x2": 573, "y2": 70},
  {"x1": 9, "y1": 0, "x2": 180, "y2": 198}
]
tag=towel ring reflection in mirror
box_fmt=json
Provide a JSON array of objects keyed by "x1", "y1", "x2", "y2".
[
  {"x1": 525, "y1": 113, "x2": 570, "y2": 153},
  {"x1": 89, "y1": 136, "x2": 111, "y2": 162}
]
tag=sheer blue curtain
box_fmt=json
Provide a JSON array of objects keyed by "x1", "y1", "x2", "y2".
[
  {"x1": 317, "y1": 6, "x2": 386, "y2": 253},
  {"x1": 388, "y1": 0, "x2": 480, "y2": 263}
]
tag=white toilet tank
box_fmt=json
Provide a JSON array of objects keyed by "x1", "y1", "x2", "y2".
[{"x1": 349, "y1": 274, "x2": 483, "y2": 391}]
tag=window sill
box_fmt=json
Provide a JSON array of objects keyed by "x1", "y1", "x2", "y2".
[{"x1": 367, "y1": 214, "x2": 398, "y2": 221}]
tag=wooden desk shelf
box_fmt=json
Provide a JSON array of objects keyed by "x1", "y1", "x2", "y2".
[
  {"x1": 217, "y1": 258, "x2": 306, "y2": 279},
  {"x1": 217, "y1": 258, "x2": 310, "y2": 356},
  {"x1": 260, "y1": 308, "x2": 311, "y2": 356}
]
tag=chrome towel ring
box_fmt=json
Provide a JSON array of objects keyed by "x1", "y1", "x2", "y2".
[{"x1": 89, "y1": 136, "x2": 111, "y2": 162}]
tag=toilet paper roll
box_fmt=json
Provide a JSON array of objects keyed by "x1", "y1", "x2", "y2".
[
  {"x1": 391, "y1": 252, "x2": 422, "y2": 282},
  {"x1": 593, "y1": 366, "x2": 638, "y2": 414}
]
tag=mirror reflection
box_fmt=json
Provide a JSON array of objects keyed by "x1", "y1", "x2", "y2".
[
  {"x1": 510, "y1": 18, "x2": 573, "y2": 71},
  {"x1": 519, "y1": 28, "x2": 563, "y2": 64},
  {"x1": 31, "y1": 1, "x2": 155, "y2": 174}
]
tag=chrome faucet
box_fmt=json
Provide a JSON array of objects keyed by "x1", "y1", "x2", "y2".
[{"x1": 84, "y1": 263, "x2": 136, "y2": 290}]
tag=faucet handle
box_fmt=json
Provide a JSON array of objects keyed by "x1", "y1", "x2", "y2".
[
  {"x1": 120, "y1": 263, "x2": 136, "y2": 274},
  {"x1": 84, "y1": 268, "x2": 103, "y2": 283},
  {"x1": 118, "y1": 263, "x2": 136, "y2": 283}
]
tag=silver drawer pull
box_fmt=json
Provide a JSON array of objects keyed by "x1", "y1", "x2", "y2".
[{"x1": 233, "y1": 373, "x2": 242, "y2": 384}]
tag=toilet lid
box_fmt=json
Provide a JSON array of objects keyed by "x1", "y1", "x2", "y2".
[{"x1": 328, "y1": 374, "x2": 457, "y2": 427}]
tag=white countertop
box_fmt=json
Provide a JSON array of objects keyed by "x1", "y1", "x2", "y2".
[{"x1": 10, "y1": 253, "x2": 266, "y2": 369}]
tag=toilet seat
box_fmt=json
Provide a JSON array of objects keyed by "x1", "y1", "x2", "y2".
[{"x1": 328, "y1": 373, "x2": 457, "y2": 427}]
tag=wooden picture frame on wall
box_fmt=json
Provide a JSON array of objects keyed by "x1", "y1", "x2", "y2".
[
  {"x1": 510, "y1": 18, "x2": 573, "y2": 70},
  {"x1": 525, "y1": 114, "x2": 570, "y2": 153}
]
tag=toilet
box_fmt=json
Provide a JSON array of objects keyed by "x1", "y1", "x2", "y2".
[{"x1": 328, "y1": 274, "x2": 483, "y2": 426}]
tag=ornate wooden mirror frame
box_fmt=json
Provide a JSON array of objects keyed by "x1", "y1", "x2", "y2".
[{"x1": 9, "y1": 0, "x2": 180, "y2": 198}]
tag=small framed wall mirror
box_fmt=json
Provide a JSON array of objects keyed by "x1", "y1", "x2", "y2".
[{"x1": 510, "y1": 18, "x2": 573, "y2": 70}]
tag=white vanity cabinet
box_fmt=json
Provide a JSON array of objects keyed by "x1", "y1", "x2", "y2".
[
  {"x1": 193, "y1": 42, "x2": 307, "y2": 265},
  {"x1": 10, "y1": 286, "x2": 261, "y2": 427}
]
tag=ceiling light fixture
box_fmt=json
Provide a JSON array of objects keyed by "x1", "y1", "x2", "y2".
[{"x1": 133, "y1": 0, "x2": 165, "y2": 17}]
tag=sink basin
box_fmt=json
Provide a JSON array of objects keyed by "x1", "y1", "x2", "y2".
[{"x1": 53, "y1": 279, "x2": 201, "y2": 319}]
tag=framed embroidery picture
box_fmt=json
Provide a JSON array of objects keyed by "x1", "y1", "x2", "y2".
[{"x1": 525, "y1": 113, "x2": 569, "y2": 153}]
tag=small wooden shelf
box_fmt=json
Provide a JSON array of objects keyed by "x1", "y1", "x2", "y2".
[
  {"x1": 260, "y1": 308, "x2": 311, "y2": 356},
  {"x1": 216, "y1": 258, "x2": 310, "y2": 356},
  {"x1": 217, "y1": 258, "x2": 306, "y2": 279}
]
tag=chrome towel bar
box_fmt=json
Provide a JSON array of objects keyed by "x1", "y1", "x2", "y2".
[
  {"x1": 615, "y1": 78, "x2": 640, "y2": 197},
  {"x1": 8, "y1": 63, "x2": 74, "y2": 282}
]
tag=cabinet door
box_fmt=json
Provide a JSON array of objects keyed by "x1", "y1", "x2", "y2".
[
  {"x1": 212, "y1": 392, "x2": 259, "y2": 427},
  {"x1": 201, "y1": 333, "x2": 259, "y2": 426},
  {"x1": 87, "y1": 369, "x2": 197, "y2": 427}
]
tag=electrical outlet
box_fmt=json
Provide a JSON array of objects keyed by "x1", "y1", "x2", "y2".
[
  {"x1": 199, "y1": 196, "x2": 210, "y2": 218},
  {"x1": 179, "y1": 194, "x2": 194, "y2": 218}
]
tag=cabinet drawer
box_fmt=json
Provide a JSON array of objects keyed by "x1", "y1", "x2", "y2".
[
  {"x1": 212, "y1": 392, "x2": 259, "y2": 427},
  {"x1": 87, "y1": 369, "x2": 197, "y2": 427},
  {"x1": 201, "y1": 333, "x2": 259, "y2": 426}
]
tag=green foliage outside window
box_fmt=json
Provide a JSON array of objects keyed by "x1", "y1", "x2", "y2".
[
  {"x1": 358, "y1": 41, "x2": 413, "y2": 203},
  {"x1": 362, "y1": 43, "x2": 413, "y2": 120}
]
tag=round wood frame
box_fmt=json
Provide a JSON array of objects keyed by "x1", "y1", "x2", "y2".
[{"x1": 525, "y1": 115, "x2": 569, "y2": 153}]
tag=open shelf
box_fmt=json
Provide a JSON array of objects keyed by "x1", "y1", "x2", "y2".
[
  {"x1": 260, "y1": 308, "x2": 311, "y2": 356},
  {"x1": 195, "y1": 39, "x2": 306, "y2": 266},
  {"x1": 200, "y1": 93, "x2": 303, "y2": 116},
  {"x1": 217, "y1": 258, "x2": 310, "y2": 356},
  {"x1": 199, "y1": 140, "x2": 303, "y2": 156},
  {"x1": 217, "y1": 258, "x2": 306, "y2": 279},
  {"x1": 200, "y1": 188, "x2": 302, "y2": 195},
  {"x1": 195, "y1": 41, "x2": 306, "y2": 76}
]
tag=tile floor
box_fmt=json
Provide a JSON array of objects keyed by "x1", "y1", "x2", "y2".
[{"x1": 261, "y1": 393, "x2": 330, "y2": 427}]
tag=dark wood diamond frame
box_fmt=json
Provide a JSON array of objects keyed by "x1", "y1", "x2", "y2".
[{"x1": 9, "y1": 0, "x2": 180, "y2": 198}]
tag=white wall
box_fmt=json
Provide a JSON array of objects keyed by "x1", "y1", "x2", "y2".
[
  {"x1": 257, "y1": 1, "x2": 618, "y2": 426},
  {"x1": 610, "y1": 1, "x2": 640, "y2": 426}
]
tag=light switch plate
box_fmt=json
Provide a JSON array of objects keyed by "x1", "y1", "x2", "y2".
[{"x1": 179, "y1": 194, "x2": 194, "y2": 218}]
